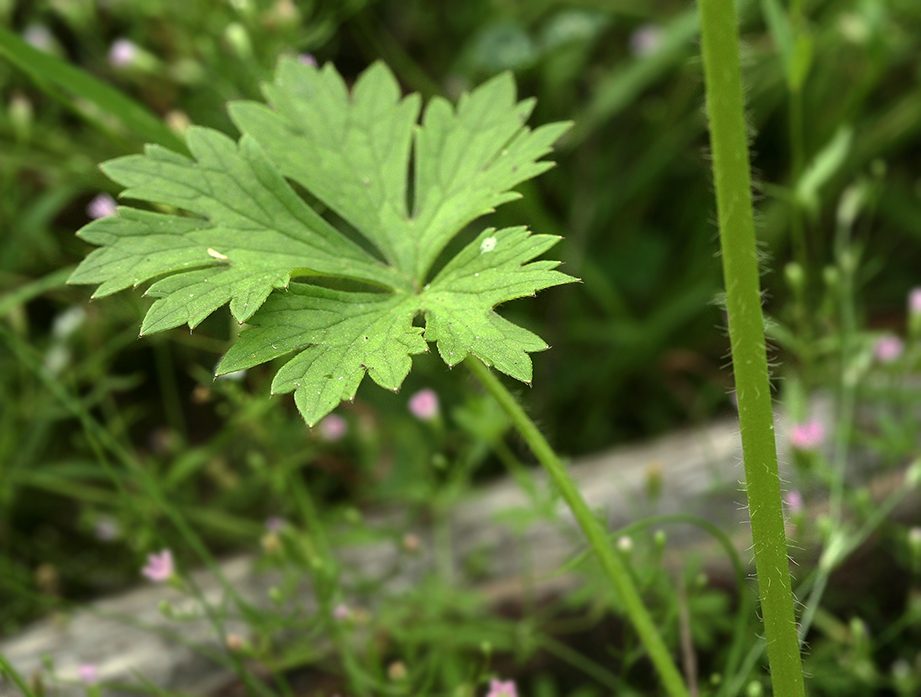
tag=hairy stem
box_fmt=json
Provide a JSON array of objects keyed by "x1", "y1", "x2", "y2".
[
  {"x1": 465, "y1": 356, "x2": 690, "y2": 697},
  {"x1": 698, "y1": 1, "x2": 806, "y2": 695}
]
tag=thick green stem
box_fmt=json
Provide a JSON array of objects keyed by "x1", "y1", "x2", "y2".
[
  {"x1": 698, "y1": 2, "x2": 806, "y2": 696},
  {"x1": 464, "y1": 357, "x2": 690, "y2": 697}
]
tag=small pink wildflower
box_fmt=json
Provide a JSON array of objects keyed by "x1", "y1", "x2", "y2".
[
  {"x1": 486, "y1": 679, "x2": 518, "y2": 697},
  {"x1": 141, "y1": 549, "x2": 174, "y2": 582},
  {"x1": 298, "y1": 53, "x2": 317, "y2": 67},
  {"x1": 86, "y1": 193, "x2": 117, "y2": 219},
  {"x1": 108, "y1": 38, "x2": 139, "y2": 68},
  {"x1": 77, "y1": 664, "x2": 99, "y2": 685},
  {"x1": 94, "y1": 516, "x2": 120, "y2": 541},
  {"x1": 874, "y1": 334, "x2": 904, "y2": 363},
  {"x1": 317, "y1": 414, "x2": 347, "y2": 442},
  {"x1": 790, "y1": 419, "x2": 824, "y2": 451},
  {"x1": 408, "y1": 389, "x2": 439, "y2": 421},
  {"x1": 333, "y1": 603, "x2": 351, "y2": 620},
  {"x1": 909, "y1": 288, "x2": 921, "y2": 316},
  {"x1": 265, "y1": 516, "x2": 285, "y2": 532},
  {"x1": 783, "y1": 490, "x2": 803, "y2": 514},
  {"x1": 630, "y1": 23, "x2": 664, "y2": 57}
]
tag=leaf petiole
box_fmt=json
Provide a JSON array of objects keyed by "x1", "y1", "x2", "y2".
[{"x1": 465, "y1": 356, "x2": 691, "y2": 697}]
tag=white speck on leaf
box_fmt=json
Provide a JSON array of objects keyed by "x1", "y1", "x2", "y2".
[
  {"x1": 207, "y1": 248, "x2": 228, "y2": 260},
  {"x1": 480, "y1": 236, "x2": 497, "y2": 253}
]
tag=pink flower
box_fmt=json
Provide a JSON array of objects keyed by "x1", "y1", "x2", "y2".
[
  {"x1": 78, "y1": 664, "x2": 99, "y2": 685},
  {"x1": 265, "y1": 516, "x2": 285, "y2": 532},
  {"x1": 783, "y1": 490, "x2": 803, "y2": 514},
  {"x1": 298, "y1": 54, "x2": 317, "y2": 67},
  {"x1": 86, "y1": 193, "x2": 117, "y2": 219},
  {"x1": 94, "y1": 516, "x2": 120, "y2": 541},
  {"x1": 790, "y1": 419, "x2": 824, "y2": 451},
  {"x1": 108, "y1": 38, "x2": 139, "y2": 68},
  {"x1": 909, "y1": 288, "x2": 921, "y2": 316},
  {"x1": 317, "y1": 414, "x2": 347, "y2": 442},
  {"x1": 141, "y1": 549, "x2": 174, "y2": 582},
  {"x1": 333, "y1": 603, "x2": 351, "y2": 620},
  {"x1": 486, "y1": 679, "x2": 518, "y2": 697},
  {"x1": 408, "y1": 389, "x2": 439, "y2": 421},
  {"x1": 874, "y1": 334, "x2": 904, "y2": 363},
  {"x1": 630, "y1": 23, "x2": 663, "y2": 57}
]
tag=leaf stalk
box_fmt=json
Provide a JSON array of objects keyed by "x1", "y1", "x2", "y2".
[{"x1": 465, "y1": 356, "x2": 690, "y2": 697}]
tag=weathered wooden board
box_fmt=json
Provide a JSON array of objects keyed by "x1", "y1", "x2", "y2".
[{"x1": 4, "y1": 399, "x2": 899, "y2": 697}]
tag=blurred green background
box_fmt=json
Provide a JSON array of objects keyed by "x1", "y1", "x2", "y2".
[{"x1": 2, "y1": 0, "x2": 921, "y2": 635}]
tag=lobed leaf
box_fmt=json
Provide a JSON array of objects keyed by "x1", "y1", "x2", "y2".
[
  {"x1": 220, "y1": 286, "x2": 426, "y2": 425},
  {"x1": 420, "y1": 227, "x2": 572, "y2": 382},
  {"x1": 70, "y1": 59, "x2": 576, "y2": 425}
]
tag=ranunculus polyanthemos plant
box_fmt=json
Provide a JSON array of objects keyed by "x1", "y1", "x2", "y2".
[
  {"x1": 67, "y1": 55, "x2": 691, "y2": 697},
  {"x1": 67, "y1": 2, "x2": 808, "y2": 688}
]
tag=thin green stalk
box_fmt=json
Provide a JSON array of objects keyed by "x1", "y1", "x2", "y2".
[
  {"x1": 614, "y1": 514, "x2": 754, "y2": 695},
  {"x1": 796, "y1": 235, "x2": 869, "y2": 643},
  {"x1": 288, "y1": 475, "x2": 371, "y2": 697},
  {"x1": 464, "y1": 357, "x2": 690, "y2": 697},
  {"x1": 698, "y1": 2, "x2": 806, "y2": 696}
]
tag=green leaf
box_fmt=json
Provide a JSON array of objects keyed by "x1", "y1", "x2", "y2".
[
  {"x1": 221, "y1": 286, "x2": 427, "y2": 425},
  {"x1": 229, "y1": 60, "x2": 571, "y2": 280},
  {"x1": 69, "y1": 59, "x2": 576, "y2": 425},
  {"x1": 795, "y1": 125, "x2": 852, "y2": 215},
  {"x1": 421, "y1": 227, "x2": 568, "y2": 383},
  {"x1": 761, "y1": 0, "x2": 813, "y2": 92}
]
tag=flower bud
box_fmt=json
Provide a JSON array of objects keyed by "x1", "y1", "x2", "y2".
[
  {"x1": 224, "y1": 22, "x2": 252, "y2": 59},
  {"x1": 784, "y1": 261, "x2": 804, "y2": 294},
  {"x1": 387, "y1": 661, "x2": 407, "y2": 681},
  {"x1": 9, "y1": 92, "x2": 33, "y2": 141},
  {"x1": 906, "y1": 458, "x2": 921, "y2": 489}
]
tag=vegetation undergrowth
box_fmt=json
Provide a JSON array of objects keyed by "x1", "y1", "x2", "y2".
[{"x1": 2, "y1": 1, "x2": 921, "y2": 696}]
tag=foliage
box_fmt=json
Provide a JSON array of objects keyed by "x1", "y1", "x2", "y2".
[
  {"x1": 68, "y1": 59, "x2": 575, "y2": 425},
  {"x1": 2, "y1": 0, "x2": 921, "y2": 695}
]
